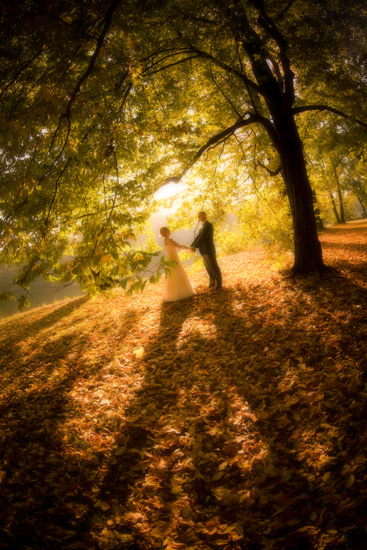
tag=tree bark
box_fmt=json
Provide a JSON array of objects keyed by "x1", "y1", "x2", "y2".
[
  {"x1": 332, "y1": 164, "x2": 346, "y2": 223},
  {"x1": 358, "y1": 196, "x2": 367, "y2": 218},
  {"x1": 271, "y1": 112, "x2": 325, "y2": 273},
  {"x1": 329, "y1": 191, "x2": 341, "y2": 223}
]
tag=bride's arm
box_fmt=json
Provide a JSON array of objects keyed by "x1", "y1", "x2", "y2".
[{"x1": 168, "y1": 238, "x2": 190, "y2": 250}]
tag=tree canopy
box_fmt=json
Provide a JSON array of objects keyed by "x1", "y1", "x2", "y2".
[{"x1": 1, "y1": 0, "x2": 367, "y2": 306}]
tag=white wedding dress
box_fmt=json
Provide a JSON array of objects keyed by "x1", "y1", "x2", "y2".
[{"x1": 162, "y1": 238, "x2": 195, "y2": 302}]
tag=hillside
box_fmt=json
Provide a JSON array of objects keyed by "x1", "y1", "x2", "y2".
[{"x1": 1, "y1": 221, "x2": 367, "y2": 550}]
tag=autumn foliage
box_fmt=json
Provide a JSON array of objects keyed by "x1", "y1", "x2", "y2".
[{"x1": 1, "y1": 221, "x2": 367, "y2": 550}]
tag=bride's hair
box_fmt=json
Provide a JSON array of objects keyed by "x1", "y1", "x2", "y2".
[{"x1": 160, "y1": 227, "x2": 169, "y2": 237}]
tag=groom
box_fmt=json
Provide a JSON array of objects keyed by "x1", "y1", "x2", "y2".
[{"x1": 191, "y1": 211, "x2": 222, "y2": 290}]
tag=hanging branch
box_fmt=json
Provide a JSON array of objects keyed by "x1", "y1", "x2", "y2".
[
  {"x1": 150, "y1": 78, "x2": 175, "y2": 129},
  {"x1": 44, "y1": 158, "x2": 71, "y2": 233},
  {"x1": 208, "y1": 62, "x2": 243, "y2": 118},
  {"x1": 0, "y1": 46, "x2": 45, "y2": 100},
  {"x1": 118, "y1": 82, "x2": 133, "y2": 113},
  {"x1": 235, "y1": 133, "x2": 280, "y2": 219},
  {"x1": 107, "y1": 145, "x2": 121, "y2": 221},
  {"x1": 140, "y1": 46, "x2": 194, "y2": 65},
  {"x1": 65, "y1": 0, "x2": 122, "y2": 130}
]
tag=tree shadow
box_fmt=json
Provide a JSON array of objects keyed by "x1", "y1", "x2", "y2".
[
  {"x1": 0, "y1": 305, "x2": 146, "y2": 550},
  {"x1": 91, "y1": 289, "x2": 318, "y2": 549},
  {"x1": 96, "y1": 295, "x2": 198, "y2": 546},
  {"x1": 190, "y1": 279, "x2": 367, "y2": 548},
  {"x1": 321, "y1": 241, "x2": 367, "y2": 252},
  {"x1": 0, "y1": 295, "x2": 90, "y2": 351},
  {"x1": 272, "y1": 272, "x2": 367, "y2": 546},
  {"x1": 0, "y1": 296, "x2": 94, "y2": 396}
]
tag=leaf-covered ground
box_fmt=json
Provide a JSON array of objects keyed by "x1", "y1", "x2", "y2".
[{"x1": 1, "y1": 221, "x2": 367, "y2": 550}]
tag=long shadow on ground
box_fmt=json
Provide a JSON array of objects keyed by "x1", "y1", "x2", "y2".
[{"x1": 0, "y1": 305, "x2": 145, "y2": 550}]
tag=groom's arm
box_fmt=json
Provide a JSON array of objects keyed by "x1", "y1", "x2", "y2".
[
  {"x1": 191, "y1": 235, "x2": 200, "y2": 247},
  {"x1": 191, "y1": 222, "x2": 213, "y2": 247}
]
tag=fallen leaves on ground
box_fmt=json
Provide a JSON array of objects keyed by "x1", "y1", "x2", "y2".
[{"x1": 1, "y1": 220, "x2": 367, "y2": 550}]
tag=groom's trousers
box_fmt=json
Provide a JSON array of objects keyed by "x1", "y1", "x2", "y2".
[{"x1": 202, "y1": 253, "x2": 222, "y2": 288}]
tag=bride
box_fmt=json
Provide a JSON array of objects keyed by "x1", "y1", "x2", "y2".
[{"x1": 160, "y1": 227, "x2": 195, "y2": 302}]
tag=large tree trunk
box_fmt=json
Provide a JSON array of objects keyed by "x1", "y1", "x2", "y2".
[{"x1": 274, "y1": 113, "x2": 325, "y2": 273}]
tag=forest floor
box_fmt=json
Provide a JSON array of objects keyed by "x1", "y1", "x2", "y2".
[{"x1": 1, "y1": 220, "x2": 367, "y2": 550}]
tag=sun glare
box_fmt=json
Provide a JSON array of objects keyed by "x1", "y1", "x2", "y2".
[{"x1": 154, "y1": 182, "x2": 182, "y2": 200}]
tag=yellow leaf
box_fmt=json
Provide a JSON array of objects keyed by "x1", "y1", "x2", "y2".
[
  {"x1": 170, "y1": 483, "x2": 181, "y2": 495},
  {"x1": 134, "y1": 346, "x2": 144, "y2": 358},
  {"x1": 323, "y1": 472, "x2": 330, "y2": 482},
  {"x1": 118, "y1": 534, "x2": 134, "y2": 543},
  {"x1": 98, "y1": 501, "x2": 110, "y2": 511}
]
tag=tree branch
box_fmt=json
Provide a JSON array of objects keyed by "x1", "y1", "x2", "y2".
[
  {"x1": 247, "y1": 1, "x2": 295, "y2": 109},
  {"x1": 292, "y1": 104, "x2": 367, "y2": 129},
  {"x1": 37, "y1": 0, "x2": 123, "y2": 191},
  {"x1": 190, "y1": 117, "x2": 254, "y2": 164},
  {"x1": 144, "y1": 55, "x2": 200, "y2": 76},
  {"x1": 162, "y1": 112, "x2": 277, "y2": 185},
  {"x1": 186, "y1": 45, "x2": 263, "y2": 95},
  {"x1": 107, "y1": 145, "x2": 120, "y2": 221},
  {"x1": 49, "y1": 0, "x2": 122, "y2": 154},
  {"x1": 118, "y1": 82, "x2": 133, "y2": 113},
  {"x1": 257, "y1": 160, "x2": 281, "y2": 176},
  {"x1": 143, "y1": 48, "x2": 193, "y2": 70},
  {"x1": 266, "y1": 55, "x2": 284, "y2": 90},
  {"x1": 0, "y1": 46, "x2": 44, "y2": 100},
  {"x1": 276, "y1": 0, "x2": 297, "y2": 20},
  {"x1": 65, "y1": 0, "x2": 122, "y2": 121},
  {"x1": 208, "y1": 63, "x2": 243, "y2": 118},
  {"x1": 44, "y1": 158, "x2": 71, "y2": 232}
]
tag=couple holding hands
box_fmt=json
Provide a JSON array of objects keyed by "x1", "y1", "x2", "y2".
[{"x1": 160, "y1": 211, "x2": 222, "y2": 302}]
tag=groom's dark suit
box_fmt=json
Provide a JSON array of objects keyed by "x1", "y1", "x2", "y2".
[{"x1": 191, "y1": 220, "x2": 222, "y2": 288}]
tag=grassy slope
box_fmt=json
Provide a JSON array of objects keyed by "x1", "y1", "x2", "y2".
[{"x1": 1, "y1": 221, "x2": 367, "y2": 550}]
